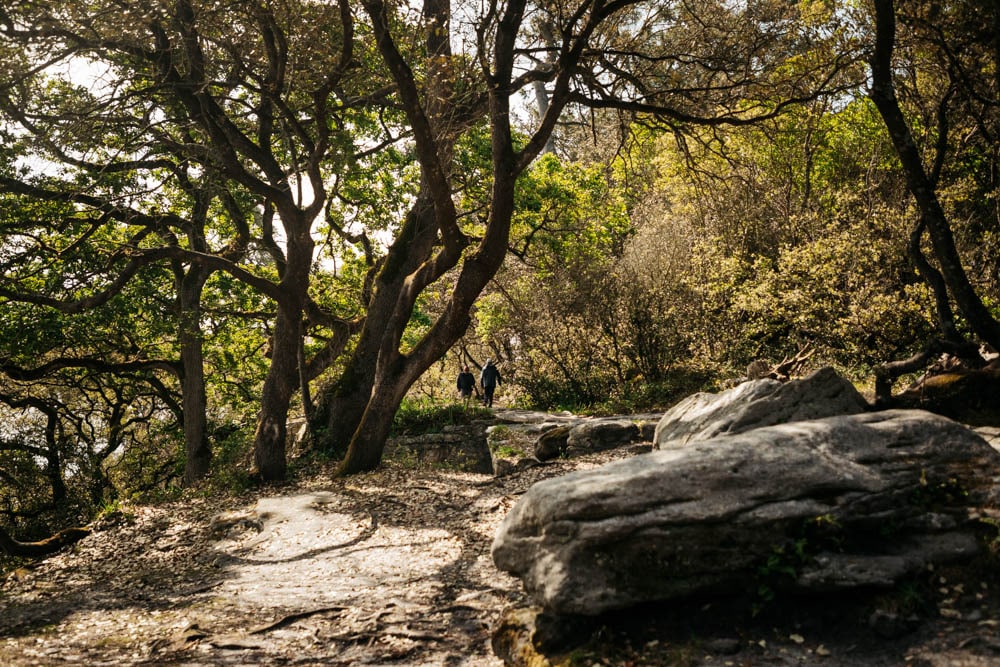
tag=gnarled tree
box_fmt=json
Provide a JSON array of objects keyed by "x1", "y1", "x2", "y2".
[
  {"x1": 868, "y1": 0, "x2": 1000, "y2": 402},
  {"x1": 0, "y1": 0, "x2": 373, "y2": 482},
  {"x1": 1, "y1": 0, "x2": 858, "y2": 484},
  {"x1": 318, "y1": 0, "x2": 859, "y2": 474}
]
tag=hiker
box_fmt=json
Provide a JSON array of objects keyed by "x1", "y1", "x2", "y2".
[
  {"x1": 456, "y1": 365, "x2": 476, "y2": 407},
  {"x1": 480, "y1": 359, "x2": 502, "y2": 408}
]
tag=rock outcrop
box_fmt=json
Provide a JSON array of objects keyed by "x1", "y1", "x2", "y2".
[
  {"x1": 565, "y1": 419, "x2": 640, "y2": 456},
  {"x1": 534, "y1": 417, "x2": 658, "y2": 461},
  {"x1": 534, "y1": 425, "x2": 571, "y2": 461},
  {"x1": 385, "y1": 422, "x2": 494, "y2": 473},
  {"x1": 654, "y1": 366, "x2": 870, "y2": 449},
  {"x1": 493, "y1": 409, "x2": 1000, "y2": 616}
]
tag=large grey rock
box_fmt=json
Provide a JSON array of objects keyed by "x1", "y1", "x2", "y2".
[
  {"x1": 654, "y1": 366, "x2": 869, "y2": 448},
  {"x1": 535, "y1": 418, "x2": 651, "y2": 462},
  {"x1": 565, "y1": 419, "x2": 640, "y2": 456},
  {"x1": 492, "y1": 410, "x2": 1000, "y2": 616}
]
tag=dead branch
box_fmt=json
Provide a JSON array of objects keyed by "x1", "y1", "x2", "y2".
[
  {"x1": 746, "y1": 346, "x2": 815, "y2": 383},
  {"x1": 772, "y1": 346, "x2": 815, "y2": 381}
]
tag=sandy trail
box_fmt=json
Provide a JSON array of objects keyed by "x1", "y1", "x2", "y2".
[{"x1": 0, "y1": 448, "x2": 620, "y2": 666}]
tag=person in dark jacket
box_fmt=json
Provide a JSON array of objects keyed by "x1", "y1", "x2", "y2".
[
  {"x1": 456, "y1": 365, "x2": 476, "y2": 407},
  {"x1": 480, "y1": 359, "x2": 502, "y2": 408}
]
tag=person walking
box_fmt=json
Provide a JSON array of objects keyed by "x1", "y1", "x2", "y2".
[
  {"x1": 456, "y1": 365, "x2": 476, "y2": 408},
  {"x1": 480, "y1": 359, "x2": 502, "y2": 408}
]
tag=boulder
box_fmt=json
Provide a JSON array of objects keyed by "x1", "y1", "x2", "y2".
[
  {"x1": 535, "y1": 425, "x2": 572, "y2": 461},
  {"x1": 534, "y1": 419, "x2": 642, "y2": 462},
  {"x1": 565, "y1": 419, "x2": 640, "y2": 456},
  {"x1": 654, "y1": 366, "x2": 869, "y2": 449},
  {"x1": 492, "y1": 410, "x2": 1000, "y2": 616}
]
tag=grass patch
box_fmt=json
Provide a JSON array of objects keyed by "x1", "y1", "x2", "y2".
[
  {"x1": 391, "y1": 400, "x2": 493, "y2": 436},
  {"x1": 487, "y1": 424, "x2": 532, "y2": 460}
]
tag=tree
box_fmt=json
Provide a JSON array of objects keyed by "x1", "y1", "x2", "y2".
[
  {"x1": 315, "y1": 0, "x2": 859, "y2": 473},
  {"x1": 0, "y1": 338, "x2": 179, "y2": 553},
  {"x1": 0, "y1": 111, "x2": 252, "y2": 484},
  {"x1": 0, "y1": 0, "x2": 857, "y2": 484},
  {"x1": 0, "y1": 0, "x2": 372, "y2": 483},
  {"x1": 867, "y1": 0, "x2": 1000, "y2": 400}
]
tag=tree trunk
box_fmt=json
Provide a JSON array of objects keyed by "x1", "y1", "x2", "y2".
[
  {"x1": 253, "y1": 304, "x2": 298, "y2": 481},
  {"x1": 316, "y1": 190, "x2": 440, "y2": 457},
  {"x1": 869, "y1": 0, "x2": 1000, "y2": 350},
  {"x1": 179, "y1": 266, "x2": 211, "y2": 485},
  {"x1": 532, "y1": 20, "x2": 557, "y2": 155},
  {"x1": 315, "y1": 354, "x2": 377, "y2": 458},
  {"x1": 42, "y1": 409, "x2": 67, "y2": 503},
  {"x1": 253, "y1": 220, "x2": 314, "y2": 482},
  {"x1": 907, "y1": 218, "x2": 965, "y2": 344},
  {"x1": 336, "y1": 361, "x2": 409, "y2": 476},
  {"x1": 298, "y1": 316, "x2": 314, "y2": 421}
]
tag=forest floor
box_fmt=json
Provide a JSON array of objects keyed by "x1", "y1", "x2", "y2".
[{"x1": 0, "y1": 417, "x2": 999, "y2": 666}]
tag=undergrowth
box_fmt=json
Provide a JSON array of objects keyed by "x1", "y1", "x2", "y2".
[{"x1": 391, "y1": 400, "x2": 493, "y2": 436}]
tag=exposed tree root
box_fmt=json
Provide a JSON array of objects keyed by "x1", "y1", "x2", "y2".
[
  {"x1": 248, "y1": 606, "x2": 348, "y2": 635},
  {"x1": 874, "y1": 338, "x2": 986, "y2": 407},
  {"x1": 0, "y1": 526, "x2": 91, "y2": 558}
]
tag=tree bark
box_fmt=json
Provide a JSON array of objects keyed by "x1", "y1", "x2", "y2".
[
  {"x1": 317, "y1": 185, "x2": 441, "y2": 459},
  {"x1": 869, "y1": 0, "x2": 1000, "y2": 350},
  {"x1": 253, "y1": 216, "x2": 315, "y2": 482},
  {"x1": 253, "y1": 306, "x2": 297, "y2": 481},
  {"x1": 178, "y1": 265, "x2": 212, "y2": 485},
  {"x1": 41, "y1": 409, "x2": 67, "y2": 503},
  {"x1": 336, "y1": 361, "x2": 409, "y2": 476}
]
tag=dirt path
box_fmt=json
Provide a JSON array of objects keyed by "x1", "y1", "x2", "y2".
[{"x1": 0, "y1": 445, "x2": 632, "y2": 666}]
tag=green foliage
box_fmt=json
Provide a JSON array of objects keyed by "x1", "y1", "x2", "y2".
[
  {"x1": 107, "y1": 422, "x2": 185, "y2": 499},
  {"x1": 457, "y1": 91, "x2": 954, "y2": 412},
  {"x1": 511, "y1": 154, "x2": 632, "y2": 270},
  {"x1": 753, "y1": 513, "x2": 846, "y2": 615},
  {"x1": 467, "y1": 153, "x2": 667, "y2": 411},
  {"x1": 586, "y1": 367, "x2": 722, "y2": 415},
  {"x1": 689, "y1": 217, "x2": 936, "y2": 372},
  {"x1": 490, "y1": 444, "x2": 524, "y2": 459},
  {"x1": 486, "y1": 425, "x2": 532, "y2": 460},
  {"x1": 613, "y1": 98, "x2": 937, "y2": 388},
  {"x1": 390, "y1": 399, "x2": 492, "y2": 437},
  {"x1": 204, "y1": 422, "x2": 256, "y2": 495}
]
